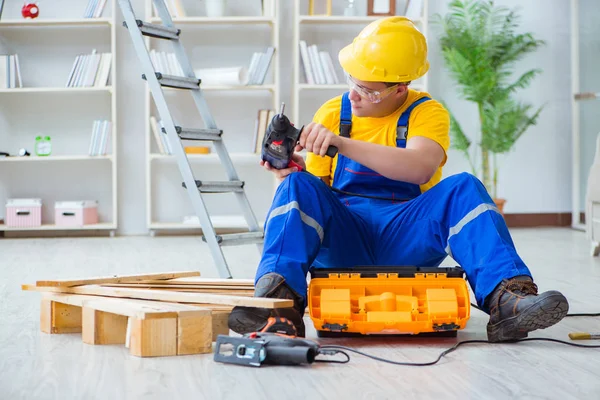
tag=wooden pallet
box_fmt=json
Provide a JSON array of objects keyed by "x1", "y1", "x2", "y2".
[
  {"x1": 23, "y1": 271, "x2": 288, "y2": 358},
  {"x1": 39, "y1": 292, "x2": 224, "y2": 357}
]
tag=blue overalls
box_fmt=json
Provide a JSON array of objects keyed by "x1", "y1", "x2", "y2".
[{"x1": 256, "y1": 93, "x2": 532, "y2": 311}]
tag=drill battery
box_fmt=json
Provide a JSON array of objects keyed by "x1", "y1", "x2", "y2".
[{"x1": 307, "y1": 266, "x2": 471, "y2": 337}]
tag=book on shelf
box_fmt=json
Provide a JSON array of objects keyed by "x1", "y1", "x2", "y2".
[
  {"x1": 149, "y1": 50, "x2": 184, "y2": 77},
  {"x1": 0, "y1": 54, "x2": 23, "y2": 89},
  {"x1": 83, "y1": 0, "x2": 108, "y2": 18},
  {"x1": 153, "y1": 0, "x2": 187, "y2": 18},
  {"x1": 299, "y1": 41, "x2": 339, "y2": 85},
  {"x1": 246, "y1": 47, "x2": 275, "y2": 85},
  {"x1": 150, "y1": 116, "x2": 174, "y2": 155},
  {"x1": 253, "y1": 109, "x2": 274, "y2": 153},
  {"x1": 89, "y1": 120, "x2": 112, "y2": 156},
  {"x1": 66, "y1": 50, "x2": 112, "y2": 88}
]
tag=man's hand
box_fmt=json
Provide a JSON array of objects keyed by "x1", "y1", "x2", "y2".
[
  {"x1": 299, "y1": 122, "x2": 342, "y2": 157},
  {"x1": 260, "y1": 145, "x2": 306, "y2": 183}
]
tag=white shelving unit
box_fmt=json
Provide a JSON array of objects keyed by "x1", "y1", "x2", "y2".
[
  {"x1": 292, "y1": 0, "x2": 429, "y2": 124},
  {"x1": 0, "y1": 0, "x2": 118, "y2": 236},
  {"x1": 143, "y1": 0, "x2": 278, "y2": 235}
]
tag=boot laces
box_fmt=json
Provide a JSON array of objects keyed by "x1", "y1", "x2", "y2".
[{"x1": 504, "y1": 280, "x2": 538, "y2": 297}]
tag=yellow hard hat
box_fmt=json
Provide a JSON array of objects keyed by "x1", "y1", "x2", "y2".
[{"x1": 338, "y1": 16, "x2": 429, "y2": 83}]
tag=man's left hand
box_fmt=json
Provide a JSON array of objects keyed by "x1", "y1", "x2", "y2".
[{"x1": 298, "y1": 122, "x2": 342, "y2": 157}]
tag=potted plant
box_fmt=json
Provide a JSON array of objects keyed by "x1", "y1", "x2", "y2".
[{"x1": 432, "y1": 0, "x2": 545, "y2": 213}]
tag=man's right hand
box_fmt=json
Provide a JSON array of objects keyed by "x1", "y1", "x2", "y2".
[{"x1": 260, "y1": 146, "x2": 306, "y2": 183}]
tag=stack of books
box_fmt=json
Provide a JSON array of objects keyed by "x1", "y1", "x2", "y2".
[
  {"x1": 246, "y1": 47, "x2": 275, "y2": 85},
  {"x1": 83, "y1": 0, "x2": 108, "y2": 18},
  {"x1": 299, "y1": 41, "x2": 339, "y2": 85},
  {"x1": 89, "y1": 120, "x2": 112, "y2": 156},
  {"x1": 66, "y1": 50, "x2": 112, "y2": 88},
  {"x1": 149, "y1": 50, "x2": 183, "y2": 76}
]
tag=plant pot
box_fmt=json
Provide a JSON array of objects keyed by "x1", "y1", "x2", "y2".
[
  {"x1": 494, "y1": 198, "x2": 506, "y2": 215},
  {"x1": 205, "y1": 0, "x2": 227, "y2": 17}
]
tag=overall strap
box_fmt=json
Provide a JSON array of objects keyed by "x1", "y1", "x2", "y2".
[
  {"x1": 339, "y1": 91, "x2": 352, "y2": 138},
  {"x1": 397, "y1": 96, "x2": 431, "y2": 140}
]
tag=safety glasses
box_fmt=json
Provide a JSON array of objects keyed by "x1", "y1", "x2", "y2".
[{"x1": 346, "y1": 75, "x2": 400, "y2": 104}]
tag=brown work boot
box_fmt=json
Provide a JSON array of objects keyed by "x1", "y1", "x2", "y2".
[
  {"x1": 228, "y1": 273, "x2": 306, "y2": 337},
  {"x1": 486, "y1": 276, "x2": 569, "y2": 342}
]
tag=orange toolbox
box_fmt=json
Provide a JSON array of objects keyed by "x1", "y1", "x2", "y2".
[{"x1": 308, "y1": 266, "x2": 471, "y2": 337}]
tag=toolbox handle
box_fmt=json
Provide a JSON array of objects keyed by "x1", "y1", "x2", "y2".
[
  {"x1": 62, "y1": 212, "x2": 76, "y2": 217},
  {"x1": 16, "y1": 210, "x2": 30, "y2": 216}
]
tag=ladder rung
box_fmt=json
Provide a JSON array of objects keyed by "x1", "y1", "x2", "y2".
[
  {"x1": 182, "y1": 180, "x2": 245, "y2": 193},
  {"x1": 142, "y1": 73, "x2": 201, "y2": 90},
  {"x1": 163, "y1": 126, "x2": 223, "y2": 141},
  {"x1": 203, "y1": 231, "x2": 264, "y2": 246},
  {"x1": 123, "y1": 19, "x2": 180, "y2": 40}
]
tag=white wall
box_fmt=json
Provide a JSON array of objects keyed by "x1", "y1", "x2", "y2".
[{"x1": 0, "y1": 0, "x2": 583, "y2": 235}]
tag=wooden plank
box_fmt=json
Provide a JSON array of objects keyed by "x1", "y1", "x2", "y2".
[
  {"x1": 103, "y1": 283, "x2": 254, "y2": 290},
  {"x1": 139, "y1": 277, "x2": 254, "y2": 286},
  {"x1": 82, "y1": 308, "x2": 128, "y2": 345},
  {"x1": 35, "y1": 271, "x2": 201, "y2": 287},
  {"x1": 177, "y1": 314, "x2": 213, "y2": 355},
  {"x1": 128, "y1": 317, "x2": 178, "y2": 357},
  {"x1": 25, "y1": 285, "x2": 293, "y2": 309}
]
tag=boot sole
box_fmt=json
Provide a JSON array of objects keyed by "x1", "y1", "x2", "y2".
[
  {"x1": 487, "y1": 291, "x2": 569, "y2": 343},
  {"x1": 228, "y1": 307, "x2": 271, "y2": 335}
]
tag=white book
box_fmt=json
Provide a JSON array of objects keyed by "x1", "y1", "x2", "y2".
[
  {"x1": 89, "y1": 120, "x2": 100, "y2": 155},
  {"x1": 83, "y1": 0, "x2": 94, "y2": 18},
  {"x1": 308, "y1": 45, "x2": 325, "y2": 84},
  {"x1": 94, "y1": 53, "x2": 112, "y2": 87},
  {"x1": 256, "y1": 47, "x2": 275, "y2": 85},
  {"x1": 319, "y1": 52, "x2": 334, "y2": 85},
  {"x1": 0, "y1": 55, "x2": 6, "y2": 89},
  {"x1": 150, "y1": 116, "x2": 166, "y2": 154},
  {"x1": 84, "y1": 51, "x2": 101, "y2": 87},
  {"x1": 74, "y1": 54, "x2": 89, "y2": 87},
  {"x1": 14, "y1": 54, "x2": 22, "y2": 88},
  {"x1": 98, "y1": 120, "x2": 109, "y2": 155},
  {"x1": 322, "y1": 51, "x2": 339, "y2": 84},
  {"x1": 9, "y1": 55, "x2": 15, "y2": 88},
  {"x1": 94, "y1": 0, "x2": 108, "y2": 18},
  {"x1": 405, "y1": 0, "x2": 423, "y2": 20},
  {"x1": 159, "y1": 51, "x2": 170, "y2": 75},
  {"x1": 167, "y1": 53, "x2": 181, "y2": 77},
  {"x1": 66, "y1": 55, "x2": 80, "y2": 87},
  {"x1": 246, "y1": 52, "x2": 261, "y2": 85},
  {"x1": 299, "y1": 41, "x2": 314, "y2": 84}
]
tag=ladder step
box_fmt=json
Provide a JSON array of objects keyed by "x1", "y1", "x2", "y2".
[
  {"x1": 182, "y1": 180, "x2": 245, "y2": 193},
  {"x1": 142, "y1": 72, "x2": 201, "y2": 90},
  {"x1": 163, "y1": 126, "x2": 223, "y2": 141},
  {"x1": 203, "y1": 231, "x2": 264, "y2": 246},
  {"x1": 123, "y1": 19, "x2": 180, "y2": 40}
]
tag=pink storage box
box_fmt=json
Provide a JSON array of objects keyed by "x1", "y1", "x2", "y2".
[
  {"x1": 5, "y1": 198, "x2": 42, "y2": 227},
  {"x1": 55, "y1": 201, "x2": 98, "y2": 227}
]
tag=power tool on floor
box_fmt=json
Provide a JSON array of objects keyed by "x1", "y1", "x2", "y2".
[
  {"x1": 260, "y1": 102, "x2": 338, "y2": 171},
  {"x1": 214, "y1": 317, "x2": 331, "y2": 367}
]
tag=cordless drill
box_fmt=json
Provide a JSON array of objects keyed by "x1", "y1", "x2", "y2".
[{"x1": 260, "y1": 103, "x2": 338, "y2": 171}]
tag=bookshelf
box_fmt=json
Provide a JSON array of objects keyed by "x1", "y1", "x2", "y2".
[
  {"x1": 0, "y1": 0, "x2": 118, "y2": 236},
  {"x1": 292, "y1": 0, "x2": 429, "y2": 124},
  {"x1": 143, "y1": 0, "x2": 279, "y2": 235}
]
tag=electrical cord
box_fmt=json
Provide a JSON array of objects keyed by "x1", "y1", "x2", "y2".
[{"x1": 316, "y1": 337, "x2": 600, "y2": 367}]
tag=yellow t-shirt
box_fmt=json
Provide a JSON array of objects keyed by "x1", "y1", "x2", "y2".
[{"x1": 305, "y1": 89, "x2": 450, "y2": 193}]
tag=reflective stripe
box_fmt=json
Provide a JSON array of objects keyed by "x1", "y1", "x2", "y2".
[
  {"x1": 445, "y1": 203, "x2": 501, "y2": 256},
  {"x1": 268, "y1": 201, "x2": 324, "y2": 242}
]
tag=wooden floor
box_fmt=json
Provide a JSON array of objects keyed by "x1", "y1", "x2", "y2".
[{"x1": 1, "y1": 227, "x2": 600, "y2": 399}]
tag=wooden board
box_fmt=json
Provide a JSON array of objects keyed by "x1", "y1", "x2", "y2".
[
  {"x1": 24, "y1": 284, "x2": 293, "y2": 309},
  {"x1": 40, "y1": 292, "x2": 209, "y2": 319},
  {"x1": 35, "y1": 271, "x2": 201, "y2": 287},
  {"x1": 139, "y1": 277, "x2": 254, "y2": 286},
  {"x1": 103, "y1": 283, "x2": 254, "y2": 290}
]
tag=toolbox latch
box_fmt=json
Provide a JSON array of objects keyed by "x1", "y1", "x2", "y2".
[{"x1": 322, "y1": 323, "x2": 348, "y2": 332}]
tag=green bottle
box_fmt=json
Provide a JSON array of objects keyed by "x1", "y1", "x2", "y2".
[{"x1": 35, "y1": 136, "x2": 52, "y2": 156}]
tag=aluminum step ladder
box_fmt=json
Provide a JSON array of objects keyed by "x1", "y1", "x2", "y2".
[{"x1": 117, "y1": 0, "x2": 264, "y2": 279}]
